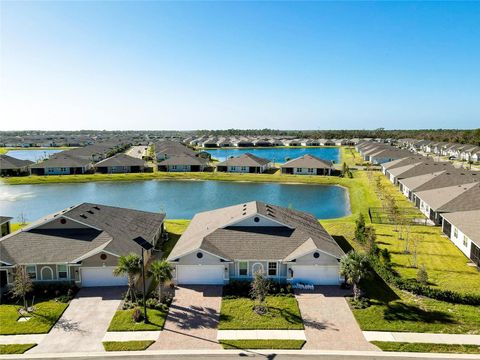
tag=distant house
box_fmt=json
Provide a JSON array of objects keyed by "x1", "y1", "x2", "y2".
[
  {"x1": 0, "y1": 203, "x2": 165, "y2": 287},
  {"x1": 441, "y1": 210, "x2": 480, "y2": 267},
  {"x1": 94, "y1": 153, "x2": 148, "y2": 173},
  {"x1": 167, "y1": 201, "x2": 345, "y2": 285},
  {"x1": 216, "y1": 153, "x2": 273, "y2": 173},
  {"x1": 0, "y1": 155, "x2": 33, "y2": 176},
  {"x1": 158, "y1": 154, "x2": 209, "y2": 172},
  {"x1": 0, "y1": 216, "x2": 12, "y2": 237},
  {"x1": 281, "y1": 154, "x2": 334, "y2": 175},
  {"x1": 30, "y1": 153, "x2": 93, "y2": 175}
]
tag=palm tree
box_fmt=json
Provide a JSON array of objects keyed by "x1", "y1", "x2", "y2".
[
  {"x1": 148, "y1": 260, "x2": 173, "y2": 303},
  {"x1": 114, "y1": 253, "x2": 142, "y2": 302},
  {"x1": 340, "y1": 251, "x2": 370, "y2": 301}
]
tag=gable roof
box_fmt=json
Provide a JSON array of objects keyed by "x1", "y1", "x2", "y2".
[
  {"x1": 442, "y1": 210, "x2": 480, "y2": 247},
  {"x1": 216, "y1": 153, "x2": 271, "y2": 167},
  {"x1": 0, "y1": 216, "x2": 13, "y2": 226},
  {"x1": 158, "y1": 154, "x2": 208, "y2": 166},
  {"x1": 415, "y1": 183, "x2": 479, "y2": 211},
  {"x1": 0, "y1": 155, "x2": 34, "y2": 169},
  {"x1": 167, "y1": 201, "x2": 344, "y2": 262},
  {"x1": 281, "y1": 154, "x2": 333, "y2": 169},
  {"x1": 94, "y1": 153, "x2": 146, "y2": 167},
  {"x1": 0, "y1": 203, "x2": 165, "y2": 265}
]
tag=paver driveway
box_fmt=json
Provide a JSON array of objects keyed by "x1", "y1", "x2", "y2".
[
  {"x1": 151, "y1": 285, "x2": 222, "y2": 350},
  {"x1": 30, "y1": 287, "x2": 124, "y2": 353},
  {"x1": 295, "y1": 286, "x2": 378, "y2": 351}
]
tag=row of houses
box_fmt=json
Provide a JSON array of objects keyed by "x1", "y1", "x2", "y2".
[
  {"x1": 357, "y1": 142, "x2": 480, "y2": 268},
  {"x1": 0, "y1": 201, "x2": 345, "y2": 288},
  {"x1": 397, "y1": 139, "x2": 480, "y2": 163},
  {"x1": 185, "y1": 136, "x2": 362, "y2": 148}
]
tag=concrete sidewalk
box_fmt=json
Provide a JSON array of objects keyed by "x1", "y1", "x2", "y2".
[
  {"x1": 217, "y1": 330, "x2": 306, "y2": 340},
  {"x1": 103, "y1": 331, "x2": 161, "y2": 342},
  {"x1": 0, "y1": 334, "x2": 45, "y2": 345},
  {"x1": 363, "y1": 331, "x2": 480, "y2": 345}
]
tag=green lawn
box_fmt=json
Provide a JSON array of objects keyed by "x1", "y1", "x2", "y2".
[
  {"x1": 220, "y1": 340, "x2": 305, "y2": 350},
  {"x1": 219, "y1": 295, "x2": 303, "y2": 330},
  {"x1": 107, "y1": 308, "x2": 168, "y2": 331},
  {"x1": 0, "y1": 344, "x2": 36, "y2": 354},
  {"x1": 371, "y1": 341, "x2": 480, "y2": 354},
  {"x1": 0, "y1": 301, "x2": 68, "y2": 335},
  {"x1": 163, "y1": 220, "x2": 190, "y2": 258},
  {"x1": 103, "y1": 341, "x2": 154, "y2": 351}
]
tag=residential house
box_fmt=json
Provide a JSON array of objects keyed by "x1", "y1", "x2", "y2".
[
  {"x1": 167, "y1": 201, "x2": 345, "y2": 285},
  {"x1": 216, "y1": 153, "x2": 273, "y2": 173},
  {"x1": 0, "y1": 217, "x2": 12, "y2": 237},
  {"x1": 281, "y1": 154, "x2": 334, "y2": 175},
  {"x1": 0, "y1": 155, "x2": 33, "y2": 176},
  {"x1": 158, "y1": 154, "x2": 209, "y2": 172},
  {"x1": 0, "y1": 203, "x2": 165, "y2": 287},
  {"x1": 441, "y1": 210, "x2": 480, "y2": 267},
  {"x1": 94, "y1": 153, "x2": 148, "y2": 173}
]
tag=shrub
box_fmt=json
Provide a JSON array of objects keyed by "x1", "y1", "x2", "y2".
[
  {"x1": 349, "y1": 297, "x2": 370, "y2": 309},
  {"x1": 417, "y1": 265, "x2": 428, "y2": 285},
  {"x1": 132, "y1": 308, "x2": 143, "y2": 323}
]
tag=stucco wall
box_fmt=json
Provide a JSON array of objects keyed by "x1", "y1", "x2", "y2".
[
  {"x1": 37, "y1": 216, "x2": 90, "y2": 230},
  {"x1": 174, "y1": 251, "x2": 224, "y2": 265},
  {"x1": 81, "y1": 252, "x2": 119, "y2": 267},
  {"x1": 232, "y1": 215, "x2": 284, "y2": 227},
  {"x1": 293, "y1": 250, "x2": 339, "y2": 265}
]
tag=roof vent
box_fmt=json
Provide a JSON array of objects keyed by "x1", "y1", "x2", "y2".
[
  {"x1": 242, "y1": 212, "x2": 246, "y2": 215},
  {"x1": 80, "y1": 214, "x2": 87, "y2": 219},
  {"x1": 87, "y1": 210, "x2": 94, "y2": 214},
  {"x1": 93, "y1": 206, "x2": 100, "y2": 210}
]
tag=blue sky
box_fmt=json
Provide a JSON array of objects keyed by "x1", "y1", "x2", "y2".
[{"x1": 1, "y1": 1, "x2": 479, "y2": 130}]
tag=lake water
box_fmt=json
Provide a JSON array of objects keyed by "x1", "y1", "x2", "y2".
[
  {"x1": 6, "y1": 149, "x2": 63, "y2": 162},
  {"x1": 0, "y1": 180, "x2": 350, "y2": 222},
  {"x1": 206, "y1": 147, "x2": 340, "y2": 163}
]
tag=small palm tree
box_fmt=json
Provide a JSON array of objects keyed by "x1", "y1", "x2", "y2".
[
  {"x1": 340, "y1": 251, "x2": 370, "y2": 301},
  {"x1": 114, "y1": 253, "x2": 142, "y2": 302},
  {"x1": 149, "y1": 260, "x2": 173, "y2": 303}
]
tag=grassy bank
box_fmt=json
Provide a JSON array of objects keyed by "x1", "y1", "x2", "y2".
[
  {"x1": 103, "y1": 341, "x2": 154, "y2": 351},
  {"x1": 220, "y1": 340, "x2": 305, "y2": 350},
  {"x1": 0, "y1": 344, "x2": 36, "y2": 354},
  {"x1": 371, "y1": 341, "x2": 480, "y2": 354}
]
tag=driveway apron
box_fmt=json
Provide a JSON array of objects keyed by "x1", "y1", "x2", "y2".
[
  {"x1": 30, "y1": 287, "x2": 124, "y2": 353},
  {"x1": 151, "y1": 285, "x2": 222, "y2": 350}
]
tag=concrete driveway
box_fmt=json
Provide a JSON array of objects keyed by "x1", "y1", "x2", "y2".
[
  {"x1": 30, "y1": 287, "x2": 124, "y2": 353},
  {"x1": 295, "y1": 286, "x2": 378, "y2": 351},
  {"x1": 151, "y1": 286, "x2": 222, "y2": 350}
]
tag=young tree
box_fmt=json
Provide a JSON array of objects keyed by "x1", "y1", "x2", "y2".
[
  {"x1": 114, "y1": 253, "x2": 142, "y2": 302},
  {"x1": 340, "y1": 251, "x2": 370, "y2": 301},
  {"x1": 341, "y1": 162, "x2": 348, "y2": 177},
  {"x1": 417, "y1": 265, "x2": 428, "y2": 285},
  {"x1": 364, "y1": 227, "x2": 379, "y2": 257},
  {"x1": 354, "y1": 213, "x2": 367, "y2": 243},
  {"x1": 250, "y1": 270, "x2": 270, "y2": 315},
  {"x1": 149, "y1": 260, "x2": 173, "y2": 303},
  {"x1": 11, "y1": 265, "x2": 33, "y2": 311}
]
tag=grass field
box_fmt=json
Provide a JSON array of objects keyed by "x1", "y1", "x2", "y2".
[
  {"x1": 219, "y1": 295, "x2": 303, "y2": 330},
  {"x1": 220, "y1": 340, "x2": 305, "y2": 350},
  {"x1": 0, "y1": 344, "x2": 36, "y2": 354},
  {"x1": 103, "y1": 341, "x2": 154, "y2": 351},
  {"x1": 0, "y1": 301, "x2": 68, "y2": 335},
  {"x1": 107, "y1": 308, "x2": 168, "y2": 331},
  {"x1": 163, "y1": 220, "x2": 190, "y2": 258},
  {"x1": 371, "y1": 341, "x2": 480, "y2": 354}
]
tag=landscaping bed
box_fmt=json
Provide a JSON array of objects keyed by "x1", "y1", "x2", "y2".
[
  {"x1": 371, "y1": 341, "x2": 480, "y2": 354},
  {"x1": 103, "y1": 341, "x2": 154, "y2": 351},
  {"x1": 220, "y1": 340, "x2": 305, "y2": 350},
  {"x1": 0, "y1": 344, "x2": 36, "y2": 354}
]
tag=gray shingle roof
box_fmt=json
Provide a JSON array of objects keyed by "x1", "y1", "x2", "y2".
[
  {"x1": 216, "y1": 153, "x2": 271, "y2": 167},
  {"x1": 158, "y1": 154, "x2": 208, "y2": 166},
  {"x1": 168, "y1": 201, "x2": 344, "y2": 262},
  {"x1": 94, "y1": 153, "x2": 146, "y2": 167},
  {"x1": 0, "y1": 216, "x2": 13, "y2": 225},
  {"x1": 0, "y1": 155, "x2": 34, "y2": 169},
  {"x1": 442, "y1": 210, "x2": 480, "y2": 247},
  {"x1": 0, "y1": 203, "x2": 165, "y2": 265},
  {"x1": 281, "y1": 154, "x2": 333, "y2": 169}
]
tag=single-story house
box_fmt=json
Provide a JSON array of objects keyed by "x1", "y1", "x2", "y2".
[
  {"x1": 0, "y1": 203, "x2": 165, "y2": 287},
  {"x1": 281, "y1": 154, "x2": 334, "y2": 175},
  {"x1": 0, "y1": 216, "x2": 12, "y2": 238},
  {"x1": 0, "y1": 155, "x2": 33, "y2": 176},
  {"x1": 158, "y1": 154, "x2": 209, "y2": 172},
  {"x1": 167, "y1": 201, "x2": 345, "y2": 285},
  {"x1": 441, "y1": 210, "x2": 480, "y2": 267},
  {"x1": 216, "y1": 153, "x2": 273, "y2": 173},
  {"x1": 29, "y1": 153, "x2": 94, "y2": 175},
  {"x1": 94, "y1": 153, "x2": 148, "y2": 173}
]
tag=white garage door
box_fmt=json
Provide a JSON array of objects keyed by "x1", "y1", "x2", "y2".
[
  {"x1": 81, "y1": 267, "x2": 128, "y2": 287},
  {"x1": 291, "y1": 265, "x2": 340, "y2": 285},
  {"x1": 176, "y1": 265, "x2": 224, "y2": 285}
]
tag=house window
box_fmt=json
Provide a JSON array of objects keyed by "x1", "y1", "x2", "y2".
[
  {"x1": 26, "y1": 265, "x2": 36, "y2": 280},
  {"x1": 463, "y1": 235, "x2": 469, "y2": 247},
  {"x1": 171, "y1": 165, "x2": 177, "y2": 170},
  {"x1": 454, "y1": 228, "x2": 458, "y2": 238},
  {"x1": 268, "y1": 262, "x2": 277, "y2": 276},
  {"x1": 296, "y1": 168, "x2": 302, "y2": 172},
  {"x1": 58, "y1": 265, "x2": 68, "y2": 279},
  {"x1": 307, "y1": 168, "x2": 314, "y2": 173},
  {"x1": 239, "y1": 262, "x2": 248, "y2": 276},
  {"x1": 231, "y1": 166, "x2": 236, "y2": 171},
  {"x1": 241, "y1": 166, "x2": 247, "y2": 171}
]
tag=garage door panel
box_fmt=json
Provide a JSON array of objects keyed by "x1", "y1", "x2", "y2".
[
  {"x1": 292, "y1": 265, "x2": 340, "y2": 285},
  {"x1": 81, "y1": 267, "x2": 128, "y2": 287},
  {"x1": 177, "y1": 265, "x2": 224, "y2": 285}
]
